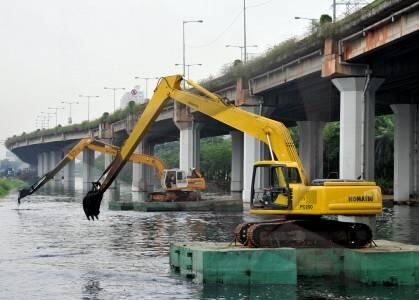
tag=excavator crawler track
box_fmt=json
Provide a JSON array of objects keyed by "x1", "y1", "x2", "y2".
[{"x1": 235, "y1": 219, "x2": 372, "y2": 249}]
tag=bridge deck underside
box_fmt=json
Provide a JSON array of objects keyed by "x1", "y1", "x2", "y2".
[
  {"x1": 10, "y1": 26, "x2": 419, "y2": 165},
  {"x1": 257, "y1": 31, "x2": 419, "y2": 123}
]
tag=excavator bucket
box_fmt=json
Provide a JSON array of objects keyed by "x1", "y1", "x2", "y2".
[
  {"x1": 82, "y1": 190, "x2": 103, "y2": 220},
  {"x1": 18, "y1": 188, "x2": 31, "y2": 204},
  {"x1": 82, "y1": 182, "x2": 103, "y2": 220}
]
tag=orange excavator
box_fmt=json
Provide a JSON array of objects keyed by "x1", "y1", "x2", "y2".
[{"x1": 18, "y1": 138, "x2": 206, "y2": 203}]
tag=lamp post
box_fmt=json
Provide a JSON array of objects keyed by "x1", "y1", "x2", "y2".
[
  {"x1": 48, "y1": 106, "x2": 64, "y2": 127},
  {"x1": 36, "y1": 115, "x2": 47, "y2": 129},
  {"x1": 333, "y1": 0, "x2": 337, "y2": 21},
  {"x1": 294, "y1": 16, "x2": 318, "y2": 32},
  {"x1": 61, "y1": 101, "x2": 79, "y2": 125},
  {"x1": 182, "y1": 19, "x2": 203, "y2": 86},
  {"x1": 133, "y1": 77, "x2": 158, "y2": 99},
  {"x1": 174, "y1": 63, "x2": 202, "y2": 80},
  {"x1": 39, "y1": 112, "x2": 54, "y2": 129},
  {"x1": 225, "y1": 44, "x2": 258, "y2": 62},
  {"x1": 36, "y1": 114, "x2": 47, "y2": 129},
  {"x1": 79, "y1": 95, "x2": 99, "y2": 121},
  {"x1": 104, "y1": 87, "x2": 125, "y2": 112},
  {"x1": 243, "y1": 0, "x2": 247, "y2": 63}
]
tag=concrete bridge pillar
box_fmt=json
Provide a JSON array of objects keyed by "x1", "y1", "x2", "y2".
[
  {"x1": 37, "y1": 153, "x2": 44, "y2": 177},
  {"x1": 332, "y1": 77, "x2": 383, "y2": 235},
  {"x1": 132, "y1": 140, "x2": 154, "y2": 201},
  {"x1": 230, "y1": 131, "x2": 244, "y2": 200},
  {"x1": 176, "y1": 121, "x2": 202, "y2": 172},
  {"x1": 332, "y1": 77, "x2": 383, "y2": 180},
  {"x1": 42, "y1": 152, "x2": 49, "y2": 176},
  {"x1": 82, "y1": 148, "x2": 95, "y2": 192},
  {"x1": 49, "y1": 151, "x2": 63, "y2": 181},
  {"x1": 391, "y1": 104, "x2": 415, "y2": 202},
  {"x1": 104, "y1": 146, "x2": 119, "y2": 190},
  {"x1": 243, "y1": 106, "x2": 264, "y2": 203},
  {"x1": 63, "y1": 159, "x2": 75, "y2": 189},
  {"x1": 332, "y1": 77, "x2": 365, "y2": 179},
  {"x1": 297, "y1": 121, "x2": 325, "y2": 182}
]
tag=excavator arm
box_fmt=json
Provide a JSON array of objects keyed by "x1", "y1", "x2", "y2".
[
  {"x1": 82, "y1": 74, "x2": 381, "y2": 248},
  {"x1": 83, "y1": 75, "x2": 306, "y2": 219},
  {"x1": 18, "y1": 138, "x2": 93, "y2": 202},
  {"x1": 18, "y1": 138, "x2": 166, "y2": 203}
]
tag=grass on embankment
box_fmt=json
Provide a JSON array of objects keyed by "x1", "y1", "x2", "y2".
[{"x1": 0, "y1": 178, "x2": 25, "y2": 198}]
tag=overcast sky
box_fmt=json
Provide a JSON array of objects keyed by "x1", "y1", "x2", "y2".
[{"x1": 0, "y1": 0, "x2": 364, "y2": 158}]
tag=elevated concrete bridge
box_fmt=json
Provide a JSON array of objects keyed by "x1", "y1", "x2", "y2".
[{"x1": 6, "y1": 0, "x2": 419, "y2": 204}]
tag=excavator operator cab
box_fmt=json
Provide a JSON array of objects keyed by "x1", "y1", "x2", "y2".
[
  {"x1": 251, "y1": 162, "x2": 300, "y2": 209},
  {"x1": 163, "y1": 169, "x2": 188, "y2": 190}
]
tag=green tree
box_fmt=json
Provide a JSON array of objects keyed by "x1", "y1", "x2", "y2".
[
  {"x1": 200, "y1": 136, "x2": 231, "y2": 183},
  {"x1": 154, "y1": 137, "x2": 232, "y2": 190},
  {"x1": 323, "y1": 122, "x2": 340, "y2": 178},
  {"x1": 375, "y1": 115, "x2": 394, "y2": 192},
  {"x1": 154, "y1": 141, "x2": 179, "y2": 168}
]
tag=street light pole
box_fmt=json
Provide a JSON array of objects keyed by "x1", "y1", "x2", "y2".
[
  {"x1": 36, "y1": 115, "x2": 47, "y2": 129},
  {"x1": 175, "y1": 63, "x2": 202, "y2": 80},
  {"x1": 294, "y1": 16, "x2": 318, "y2": 32},
  {"x1": 79, "y1": 95, "x2": 99, "y2": 121},
  {"x1": 243, "y1": 0, "x2": 247, "y2": 63},
  {"x1": 48, "y1": 106, "x2": 64, "y2": 127},
  {"x1": 182, "y1": 19, "x2": 203, "y2": 87},
  {"x1": 104, "y1": 87, "x2": 125, "y2": 112},
  {"x1": 61, "y1": 101, "x2": 79, "y2": 124},
  {"x1": 225, "y1": 44, "x2": 258, "y2": 62},
  {"x1": 39, "y1": 112, "x2": 54, "y2": 129},
  {"x1": 183, "y1": 21, "x2": 186, "y2": 81},
  {"x1": 333, "y1": 0, "x2": 337, "y2": 22},
  {"x1": 134, "y1": 77, "x2": 158, "y2": 99}
]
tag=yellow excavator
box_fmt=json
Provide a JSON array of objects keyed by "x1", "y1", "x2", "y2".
[
  {"x1": 18, "y1": 138, "x2": 206, "y2": 203},
  {"x1": 80, "y1": 75, "x2": 382, "y2": 248}
]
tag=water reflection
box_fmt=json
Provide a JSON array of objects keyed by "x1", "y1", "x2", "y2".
[
  {"x1": 81, "y1": 277, "x2": 103, "y2": 300},
  {"x1": 298, "y1": 277, "x2": 419, "y2": 300},
  {"x1": 3, "y1": 180, "x2": 419, "y2": 299}
]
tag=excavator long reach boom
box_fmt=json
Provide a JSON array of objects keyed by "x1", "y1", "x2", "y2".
[
  {"x1": 18, "y1": 138, "x2": 166, "y2": 203},
  {"x1": 83, "y1": 75, "x2": 382, "y2": 248},
  {"x1": 83, "y1": 75, "x2": 307, "y2": 218}
]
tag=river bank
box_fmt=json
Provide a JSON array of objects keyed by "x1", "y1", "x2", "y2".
[{"x1": 0, "y1": 178, "x2": 25, "y2": 197}]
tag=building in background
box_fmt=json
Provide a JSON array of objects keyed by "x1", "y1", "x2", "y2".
[{"x1": 120, "y1": 85, "x2": 145, "y2": 108}]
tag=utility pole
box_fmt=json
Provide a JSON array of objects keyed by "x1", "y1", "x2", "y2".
[{"x1": 333, "y1": 1, "x2": 368, "y2": 21}]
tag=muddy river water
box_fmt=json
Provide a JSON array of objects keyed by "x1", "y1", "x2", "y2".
[{"x1": 1, "y1": 180, "x2": 419, "y2": 299}]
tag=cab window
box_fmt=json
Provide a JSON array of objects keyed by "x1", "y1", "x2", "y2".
[
  {"x1": 271, "y1": 167, "x2": 287, "y2": 188},
  {"x1": 177, "y1": 172, "x2": 184, "y2": 180},
  {"x1": 285, "y1": 167, "x2": 301, "y2": 184}
]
